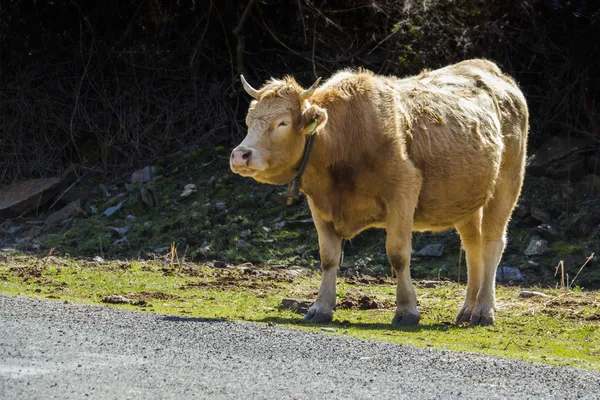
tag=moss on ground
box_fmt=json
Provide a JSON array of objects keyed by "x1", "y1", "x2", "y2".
[{"x1": 1, "y1": 253, "x2": 599, "y2": 370}]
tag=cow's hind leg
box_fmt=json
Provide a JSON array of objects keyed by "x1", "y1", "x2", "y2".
[
  {"x1": 455, "y1": 209, "x2": 484, "y2": 324},
  {"x1": 471, "y1": 169, "x2": 524, "y2": 326},
  {"x1": 304, "y1": 208, "x2": 342, "y2": 323}
]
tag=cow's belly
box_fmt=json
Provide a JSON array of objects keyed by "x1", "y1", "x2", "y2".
[{"x1": 310, "y1": 193, "x2": 386, "y2": 239}]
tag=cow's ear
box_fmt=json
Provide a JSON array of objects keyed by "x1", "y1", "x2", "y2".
[{"x1": 300, "y1": 101, "x2": 328, "y2": 135}]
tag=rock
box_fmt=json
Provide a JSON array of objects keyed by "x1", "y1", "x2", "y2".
[
  {"x1": 524, "y1": 237, "x2": 549, "y2": 256},
  {"x1": 496, "y1": 266, "x2": 524, "y2": 282},
  {"x1": 46, "y1": 199, "x2": 85, "y2": 226},
  {"x1": 278, "y1": 298, "x2": 313, "y2": 314},
  {"x1": 139, "y1": 187, "x2": 158, "y2": 209},
  {"x1": 530, "y1": 206, "x2": 552, "y2": 224},
  {"x1": 215, "y1": 201, "x2": 227, "y2": 211},
  {"x1": 274, "y1": 222, "x2": 286, "y2": 230},
  {"x1": 153, "y1": 247, "x2": 169, "y2": 254},
  {"x1": 320, "y1": 328, "x2": 335, "y2": 332},
  {"x1": 0, "y1": 177, "x2": 62, "y2": 218},
  {"x1": 180, "y1": 184, "x2": 197, "y2": 198},
  {"x1": 240, "y1": 229, "x2": 251, "y2": 238},
  {"x1": 519, "y1": 290, "x2": 549, "y2": 298},
  {"x1": 416, "y1": 243, "x2": 444, "y2": 257},
  {"x1": 213, "y1": 261, "x2": 227, "y2": 268},
  {"x1": 102, "y1": 295, "x2": 133, "y2": 304},
  {"x1": 526, "y1": 136, "x2": 595, "y2": 179},
  {"x1": 112, "y1": 237, "x2": 129, "y2": 246},
  {"x1": 110, "y1": 227, "x2": 129, "y2": 236},
  {"x1": 420, "y1": 280, "x2": 445, "y2": 288},
  {"x1": 534, "y1": 224, "x2": 561, "y2": 241},
  {"x1": 285, "y1": 218, "x2": 314, "y2": 229},
  {"x1": 564, "y1": 211, "x2": 600, "y2": 239},
  {"x1": 16, "y1": 237, "x2": 42, "y2": 251},
  {"x1": 235, "y1": 239, "x2": 249, "y2": 249},
  {"x1": 7, "y1": 226, "x2": 23, "y2": 235},
  {"x1": 199, "y1": 241, "x2": 211, "y2": 254},
  {"x1": 103, "y1": 201, "x2": 124, "y2": 217},
  {"x1": 130, "y1": 166, "x2": 156, "y2": 184},
  {"x1": 93, "y1": 256, "x2": 105, "y2": 263}
]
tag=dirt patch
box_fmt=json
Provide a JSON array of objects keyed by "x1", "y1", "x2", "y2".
[
  {"x1": 512, "y1": 291, "x2": 600, "y2": 322},
  {"x1": 344, "y1": 275, "x2": 388, "y2": 285},
  {"x1": 128, "y1": 291, "x2": 180, "y2": 301},
  {"x1": 9, "y1": 265, "x2": 45, "y2": 280},
  {"x1": 338, "y1": 294, "x2": 394, "y2": 310},
  {"x1": 183, "y1": 266, "x2": 299, "y2": 291}
]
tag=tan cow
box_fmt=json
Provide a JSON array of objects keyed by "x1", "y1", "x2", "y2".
[{"x1": 231, "y1": 59, "x2": 528, "y2": 326}]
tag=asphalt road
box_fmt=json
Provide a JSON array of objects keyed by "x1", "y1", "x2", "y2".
[{"x1": 1, "y1": 295, "x2": 599, "y2": 400}]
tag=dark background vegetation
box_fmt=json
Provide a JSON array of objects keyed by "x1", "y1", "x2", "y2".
[{"x1": 1, "y1": 0, "x2": 599, "y2": 182}]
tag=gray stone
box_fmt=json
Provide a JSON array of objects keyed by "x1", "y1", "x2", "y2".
[
  {"x1": 534, "y1": 224, "x2": 561, "y2": 240},
  {"x1": 0, "y1": 177, "x2": 62, "y2": 218},
  {"x1": 102, "y1": 295, "x2": 133, "y2": 304},
  {"x1": 530, "y1": 206, "x2": 552, "y2": 224},
  {"x1": 130, "y1": 166, "x2": 156, "y2": 184},
  {"x1": 180, "y1": 184, "x2": 197, "y2": 198},
  {"x1": 235, "y1": 239, "x2": 249, "y2": 249},
  {"x1": 524, "y1": 237, "x2": 549, "y2": 256},
  {"x1": 274, "y1": 222, "x2": 286, "y2": 230},
  {"x1": 93, "y1": 256, "x2": 106, "y2": 263},
  {"x1": 240, "y1": 229, "x2": 251, "y2": 238},
  {"x1": 139, "y1": 188, "x2": 158, "y2": 209},
  {"x1": 46, "y1": 199, "x2": 84, "y2": 226},
  {"x1": 496, "y1": 266, "x2": 524, "y2": 282},
  {"x1": 7, "y1": 226, "x2": 23, "y2": 235},
  {"x1": 110, "y1": 227, "x2": 129, "y2": 237},
  {"x1": 112, "y1": 237, "x2": 129, "y2": 246},
  {"x1": 526, "y1": 136, "x2": 595, "y2": 179},
  {"x1": 519, "y1": 290, "x2": 549, "y2": 298},
  {"x1": 416, "y1": 243, "x2": 444, "y2": 257},
  {"x1": 278, "y1": 298, "x2": 313, "y2": 314},
  {"x1": 103, "y1": 201, "x2": 124, "y2": 217}
]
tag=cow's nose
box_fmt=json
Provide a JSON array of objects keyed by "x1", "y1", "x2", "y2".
[{"x1": 231, "y1": 147, "x2": 252, "y2": 168}]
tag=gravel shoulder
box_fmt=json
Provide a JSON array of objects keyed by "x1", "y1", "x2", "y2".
[{"x1": 1, "y1": 294, "x2": 599, "y2": 400}]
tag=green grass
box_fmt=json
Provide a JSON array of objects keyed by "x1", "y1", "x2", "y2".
[{"x1": 1, "y1": 253, "x2": 599, "y2": 370}]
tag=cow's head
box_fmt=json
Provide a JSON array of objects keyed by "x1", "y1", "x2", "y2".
[{"x1": 230, "y1": 74, "x2": 328, "y2": 185}]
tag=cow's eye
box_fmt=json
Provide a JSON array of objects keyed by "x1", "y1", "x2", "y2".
[{"x1": 278, "y1": 121, "x2": 289, "y2": 127}]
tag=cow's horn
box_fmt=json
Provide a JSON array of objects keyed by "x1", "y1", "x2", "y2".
[
  {"x1": 301, "y1": 77, "x2": 322, "y2": 99},
  {"x1": 240, "y1": 75, "x2": 260, "y2": 99}
]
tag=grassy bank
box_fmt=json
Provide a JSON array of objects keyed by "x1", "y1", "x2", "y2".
[{"x1": 1, "y1": 252, "x2": 598, "y2": 370}]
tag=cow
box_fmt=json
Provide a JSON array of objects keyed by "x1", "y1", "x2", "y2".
[{"x1": 230, "y1": 59, "x2": 528, "y2": 326}]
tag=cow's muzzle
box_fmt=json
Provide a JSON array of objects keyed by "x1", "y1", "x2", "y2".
[{"x1": 230, "y1": 146, "x2": 252, "y2": 168}]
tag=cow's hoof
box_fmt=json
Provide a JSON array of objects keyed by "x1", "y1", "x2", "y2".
[
  {"x1": 392, "y1": 311, "x2": 421, "y2": 326},
  {"x1": 303, "y1": 304, "x2": 333, "y2": 323},
  {"x1": 469, "y1": 305, "x2": 495, "y2": 326},
  {"x1": 455, "y1": 305, "x2": 474, "y2": 325}
]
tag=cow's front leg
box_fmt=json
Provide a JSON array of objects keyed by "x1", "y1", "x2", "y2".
[
  {"x1": 387, "y1": 219, "x2": 420, "y2": 326},
  {"x1": 304, "y1": 214, "x2": 342, "y2": 323}
]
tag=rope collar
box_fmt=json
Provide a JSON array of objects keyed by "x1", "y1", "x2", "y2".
[{"x1": 286, "y1": 121, "x2": 317, "y2": 205}]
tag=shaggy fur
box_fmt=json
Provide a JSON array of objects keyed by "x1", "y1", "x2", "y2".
[{"x1": 231, "y1": 59, "x2": 529, "y2": 326}]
